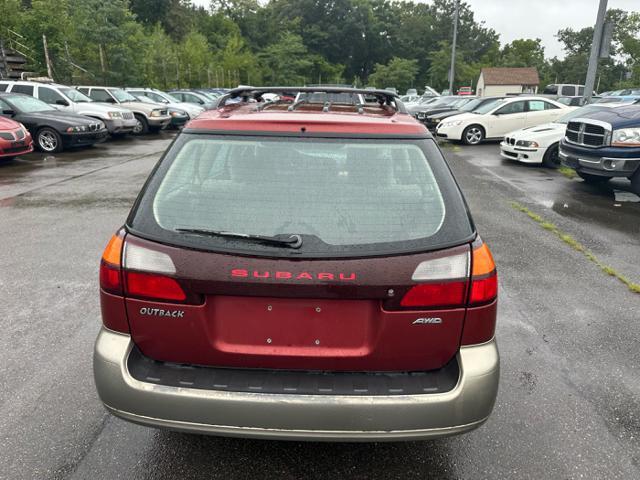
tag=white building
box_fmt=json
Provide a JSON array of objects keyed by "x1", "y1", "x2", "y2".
[{"x1": 476, "y1": 67, "x2": 539, "y2": 97}]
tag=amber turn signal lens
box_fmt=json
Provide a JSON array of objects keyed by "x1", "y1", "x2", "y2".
[
  {"x1": 472, "y1": 243, "x2": 495, "y2": 276},
  {"x1": 102, "y1": 234, "x2": 124, "y2": 266}
]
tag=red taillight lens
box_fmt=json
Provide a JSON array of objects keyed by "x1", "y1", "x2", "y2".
[
  {"x1": 470, "y1": 274, "x2": 498, "y2": 305},
  {"x1": 100, "y1": 260, "x2": 123, "y2": 295},
  {"x1": 124, "y1": 271, "x2": 187, "y2": 302},
  {"x1": 400, "y1": 281, "x2": 467, "y2": 308}
]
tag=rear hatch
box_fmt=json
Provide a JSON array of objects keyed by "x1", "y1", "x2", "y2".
[{"x1": 121, "y1": 133, "x2": 482, "y2": 372}]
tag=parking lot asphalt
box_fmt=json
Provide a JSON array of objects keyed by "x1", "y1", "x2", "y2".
[{"x1": 0, "y1": 135, "x2": 638, "y2": 480}]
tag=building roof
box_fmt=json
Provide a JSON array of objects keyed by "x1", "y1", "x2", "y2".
[{"x1": 480, "y1": 67, "x2": 540, "y2": 86}]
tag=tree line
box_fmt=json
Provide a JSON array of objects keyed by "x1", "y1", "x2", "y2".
[{"x1": 0, "y1": 0, "x2": 638, "y2": 93}]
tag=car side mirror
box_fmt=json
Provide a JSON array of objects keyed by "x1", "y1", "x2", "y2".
[
  {"x1": 55, "y1": 99, "x2": 69, "y2": 106},
  {"x1": 2, "y1": 109, "x2": 15, "y2": 116}
]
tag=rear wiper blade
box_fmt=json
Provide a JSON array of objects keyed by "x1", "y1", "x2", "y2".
[{"x1": 175, "y1": 228, "x2": 303, "y2": 249}]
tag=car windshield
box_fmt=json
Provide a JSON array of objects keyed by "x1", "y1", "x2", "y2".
[
  {"x1": 197, "y1": 91, "x2": 218, "y2": 101},
  {"x1": 594, "y1": 97, "x2": 624, "y2": 104},
  {"x1": 109, "y1": 89, "x2": 137, "y2": 102},
  {"x1": 459, "y1": 98, "x2": 486, "y2": 112},
  {"x1": 451, "y1": 98, "x2": 472, "y2": 108},
  {"x1": 162, "y1": 92, "x2": 181, "y2": 102},
  {"x1": 6, "y1": 94, "x2": 54, "y2": 113},
  {"x1": 130, "y1": 134, "x2": 473, "y2": 257},
  {"x1": 60, "y1": 87, "x2": 92, "y2": 103},
  {"x1": 473, "y1": 99, "x2": 504, "y2": 114},
  {"x1": 419, "y1": 97, "x2": 439, "y2": 105},
  {"x1": 556, "y1": 106, "x2": 606, "y2": 123}
]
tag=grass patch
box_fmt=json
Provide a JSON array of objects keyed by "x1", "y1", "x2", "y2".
[
  {"x1": 510, "y1": 201, "x2": 640, "y2": 294},
  {"x1": 558, "y1": 166, "x2": 578, "y2": 179}
]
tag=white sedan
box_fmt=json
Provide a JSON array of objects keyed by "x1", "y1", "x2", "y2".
[
  {"x1": 435, "y1": 96, "x2": 572, "y2": 145},
  {"x1": 499, "y1": 104, "x2": 626, "y2": 168}
]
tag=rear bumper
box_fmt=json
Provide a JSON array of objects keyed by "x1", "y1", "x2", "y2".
[{"x1": 93, "y1": 327, "x2": 500, "y2": 441}]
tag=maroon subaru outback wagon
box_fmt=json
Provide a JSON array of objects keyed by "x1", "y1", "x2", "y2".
[{"x1": 94, "y1": 87, "x2": 499, "y2": 441}]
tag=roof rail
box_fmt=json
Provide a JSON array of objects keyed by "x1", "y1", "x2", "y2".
[{"x1": 218, "y1": 86, "x2": 406, "y2": 113}]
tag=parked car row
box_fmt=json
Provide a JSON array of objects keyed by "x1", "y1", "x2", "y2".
[
  {"x1": 432, "y1": 91, "x2": 640, "y2": 194},
  {"x1": 435, "y1": 96, "x2": 573, "y2": 145},
  {"x1": 0, "y1": 80, "x2": 226, "y2": 155}
]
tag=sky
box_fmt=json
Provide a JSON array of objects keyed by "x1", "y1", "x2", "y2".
[{"x1": 191, "y1": 0, "x2": 639, "y2": 59}]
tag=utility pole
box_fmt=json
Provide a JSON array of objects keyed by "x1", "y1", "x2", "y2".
[
  {"x1": 42, "y1": 34, "x2": 53, "y2": 79},
  {"x1": 584, "y1": 0, "x2": 608, "y2": 103},
  {"x1": 448, "y1": 0, "x2": 459, "y2": 95},
  {"x1": 98, "y1": 44, "x2": 106, "y2": 85}
]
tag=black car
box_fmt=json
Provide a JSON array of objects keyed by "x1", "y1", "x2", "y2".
[
  {"x1": 407, "y1": 96, "x2": 468, "y2": 122},
  {"x1": 424, "y1": 97, "x2": 505, "y2": 131},
  {"x1": 0, "y1": 93, "x2": 108, "y2": 153}
]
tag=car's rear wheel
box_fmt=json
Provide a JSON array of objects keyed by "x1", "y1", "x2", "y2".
[
  {"x1": 630, "y1": 169, "x2": 640, "y2": 195},
  {"x1": 132, "y1": 114, "x2": 149, "y2": 135},
  {"x1": 577, "y1": 171, "x2": 609, "y2": 184},
  {"x1": 542, "y1": 143, "x2": 560, "y2": 169},
  {"x1": 462, "y1": 125, "x2": 484, "y2": 145},
  {"x1": 36, "y1": 127, "x2": 63, "y2": 153}
]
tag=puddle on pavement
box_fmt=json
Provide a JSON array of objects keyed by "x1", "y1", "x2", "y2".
[{"x1": 613, "y1": 190, "x2": 640, "y2": 203}]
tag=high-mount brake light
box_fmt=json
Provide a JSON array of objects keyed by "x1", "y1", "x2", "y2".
[
  {"x1": 99, "y1": 233, "x2": 124, "y2": 295},
  {"x1": 401, "y1": 252, "x2": 469, "y2": 308}
]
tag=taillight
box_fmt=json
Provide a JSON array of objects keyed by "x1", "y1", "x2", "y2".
[
  {"x1": 99, "y1": 230, "x2": 130, "y2": 333},
  {"x1": 122, "y1": 241, "x2": 199, "y2": 304},
  {"x1": 469, "y1": 243, "x2": 497, "y2": 305},
  {"x1": 400, "y1": 281, "x2": 467, "y2": 308},
  {"x1": 462, "y1": 240, "x2": 498, "y2": 345},
  {"x1": 124, "y1": 271, "x2": 186, "y2": 302},
  {"x1": 99, "y1": 233, "x2": 124, "y2": 295},
  {"x1": 400, "y1": 251, "x2": 469, "y2": 309}
]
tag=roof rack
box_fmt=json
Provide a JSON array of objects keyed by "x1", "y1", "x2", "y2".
[{"x1": 218, "y1": 86, "x2": 406, "y2": 113}]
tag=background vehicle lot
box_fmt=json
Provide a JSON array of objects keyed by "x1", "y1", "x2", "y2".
[{"x1": 0, "y1": 136, "x2": 638, "y2": 479}]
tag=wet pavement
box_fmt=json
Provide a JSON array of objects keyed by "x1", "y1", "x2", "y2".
[{"x1": 0, "y1": 136, "x2": 638, "y2": 479}]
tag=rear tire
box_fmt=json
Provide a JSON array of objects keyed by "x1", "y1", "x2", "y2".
[
  {"x1": 462, "y1": 125, "x2": 484, "y2": 145},
  {"x1": 36, "y1": 127, "x2": 63, "y2": 153},
  {"x1": 132, "y1": 114, "x2": 149, "y2": 135},
  {"x1": 631, "y1": 169, "x2": 640, "y2": 195},
  {"x1": 542, "y1": 143, "x2": 560, "y2": 169},
  {"x1": 577, "y1": 171, "x2": 609, "y2": 184}
]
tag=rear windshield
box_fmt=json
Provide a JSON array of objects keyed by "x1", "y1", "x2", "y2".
[{"x1": 128, "y1": 134, "x2": 474, "y2": 257}]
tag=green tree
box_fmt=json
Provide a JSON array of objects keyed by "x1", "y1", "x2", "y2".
[
  {"x1": 260, "y1": 32, "x2": 313, "y2": 85},
  {"x1": 368, "y1": 57, "x2": 418, "y2": 92}
]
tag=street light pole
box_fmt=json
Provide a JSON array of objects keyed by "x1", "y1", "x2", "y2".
[
  {"x1": 584, "y1": 0, "x2": 608, "y2": 102},
  {"x1": 449, "y1": 0, "x2": 459, "y2": 95}
]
